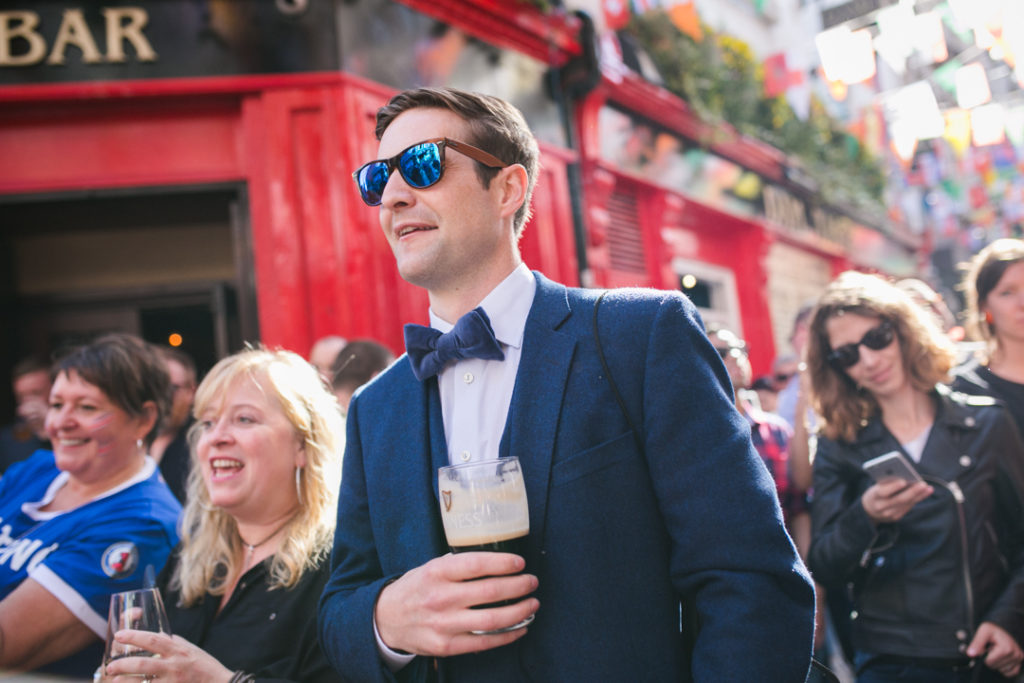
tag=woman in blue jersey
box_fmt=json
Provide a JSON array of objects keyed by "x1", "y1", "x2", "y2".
[
  {"x1": 0, "y1": 333, "x2": 181, "y2": 677},
  {"x1": 105, "y1": 347, "x2": 344, "y2": 683}
]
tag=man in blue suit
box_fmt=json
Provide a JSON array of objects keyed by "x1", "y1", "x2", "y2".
[{"x1": 318, "y1": 87, "x2": 815, "y2": 682}]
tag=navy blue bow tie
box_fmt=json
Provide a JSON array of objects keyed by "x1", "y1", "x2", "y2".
[{"x1": 404, "y1": 307, "x2": 506, "y2": 381}]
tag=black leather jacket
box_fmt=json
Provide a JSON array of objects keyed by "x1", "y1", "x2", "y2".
[{"x1": 809, "y1": 386, "x2": 1024, "y2": 659}]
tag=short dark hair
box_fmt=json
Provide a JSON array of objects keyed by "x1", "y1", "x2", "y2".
[
  {"x1": 157, "y1": 346, "x2": 197, "y2": 387},
  {"x1": 331, "y1": 340, "x2": 394, "y2": 392},
  {"x1": 52, "y1": 333, "x2": 170, "y2": 445},
  {"x1": 961, "y1": 238, "x2": 1024, "y2": 347},
  {"x1": 12, "y1": 356, "x2": 49, "y2": 381},
  {"x1": 374, "y1": 87, "x2": 540, "y2": 235}
]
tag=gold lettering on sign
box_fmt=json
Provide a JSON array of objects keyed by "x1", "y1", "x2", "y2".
[
  {"x1": 104, "y1": 7, "x2": 155, "y2": 63},
  {"x1": 0, "y1": 7, "x2": 156, "y2": 67},
  {"x1": 0, "y1": 12, "x2": 46, "y2": 66},
  {"x1": 763, "y1": 185, "x2": 811, "y2": 233},
  {"x1": 48, "y1": 9, "x2": 102, "y2": 64}
]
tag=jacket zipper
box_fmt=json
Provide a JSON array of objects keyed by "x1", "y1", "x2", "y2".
[{"x1": 928, "y1": 478, "x2": 974, "y2": 628}]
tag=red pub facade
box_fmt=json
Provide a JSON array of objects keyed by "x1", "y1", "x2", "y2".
[{"x1": 0, "y1": 0, "x2": 921, "y2": 404}]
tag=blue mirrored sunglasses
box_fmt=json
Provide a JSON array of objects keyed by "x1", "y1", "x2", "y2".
[{"x1": 352, "y1": 137, "x2": 508, "y2": 206}]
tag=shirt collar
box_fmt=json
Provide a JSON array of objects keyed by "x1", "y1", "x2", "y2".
[{"x1": 428, "y1": 263, "x2": 535, "y2": 350}]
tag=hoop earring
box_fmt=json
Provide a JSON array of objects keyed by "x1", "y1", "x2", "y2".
[{"x1": 295, "y1": 467, "x2": 303, "y2": 506}]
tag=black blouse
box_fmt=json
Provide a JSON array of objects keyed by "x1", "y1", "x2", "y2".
[
  {"x1": 951, "y1": 357, "x2": 1024, "y2": 439},
  {"x1": 159, "y1": 548, "x2": 342, "y2": 683}
]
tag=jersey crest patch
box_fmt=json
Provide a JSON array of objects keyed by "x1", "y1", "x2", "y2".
[{"x1": 101, "y1": 541, "x2": 139, "y2": 579}]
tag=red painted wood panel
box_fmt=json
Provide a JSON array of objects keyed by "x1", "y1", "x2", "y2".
[{"x1": 0, "y1": 98, "x2": 242, "y2": 193}]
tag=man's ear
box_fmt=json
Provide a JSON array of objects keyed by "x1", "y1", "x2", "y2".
[{"x1": 496, "y1": 164, "x2": 528, "y2": 220}]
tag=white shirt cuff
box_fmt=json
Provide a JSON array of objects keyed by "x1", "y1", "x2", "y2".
[{"x1": 374, "y1": 613, "x2": 416, "y2": 672}]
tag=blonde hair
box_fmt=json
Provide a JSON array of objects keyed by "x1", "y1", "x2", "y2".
[
  {"x1": 172, "y1": 347, "x2": 344, "y2": 605},
  {"x1": 806, "y1": 271, "x2": 957, "y2": 442}
]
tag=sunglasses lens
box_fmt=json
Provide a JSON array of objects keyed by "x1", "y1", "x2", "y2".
[
  {"x1": 828, "y1": 346, "x2": 859, "y2": 369},
  {"x1": 827, "y1": 320, "x2": 895, "y2": 369},
  {"x1": 355, "y1": 162, "x2": 389, "y2": 206},
  {"x1": 862, "y1": 321, "x2": 895, "y2": 350},
  {"x1": 399, "y1": 142, "x2": 443, "y2": 189}
]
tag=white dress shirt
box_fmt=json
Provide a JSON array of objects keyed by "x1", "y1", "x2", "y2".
[
  {"x1": 432, "y1": 263, "x2": 535, "y2": 464},
  {"x1": 375, "y1": 263, "x2": 536, "y2": 668}
]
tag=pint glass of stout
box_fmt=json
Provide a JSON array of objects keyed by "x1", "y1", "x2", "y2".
[{"x1": 438, "y1": 456, "x2": 533, "y2": 634}]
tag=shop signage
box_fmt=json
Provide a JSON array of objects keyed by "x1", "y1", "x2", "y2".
[
  {"x1": 764, "y1": 184, "x2": 853, "y2": 248},
  {"x1": 0, "y1": 1, "x2": 337, "y2": 84},
  {"x1": 0, "y1": 8, "x2": 156, "y2": 66},
  {"x1": 820, "y1": 0, "x2": 898, "y2": 30}
]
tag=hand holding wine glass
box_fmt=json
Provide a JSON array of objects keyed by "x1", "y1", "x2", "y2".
[{"x1": 98, "y1": 588, "x2": 170, "y2": 681}]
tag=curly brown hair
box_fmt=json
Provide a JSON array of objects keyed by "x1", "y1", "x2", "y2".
[{"x1": 806, "y1": 271, "x2": 957, "y2": 442}]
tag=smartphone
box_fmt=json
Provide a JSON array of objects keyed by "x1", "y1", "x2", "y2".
[{"x1": 862, "y1": 451, "x2": 923, "y2": 485}]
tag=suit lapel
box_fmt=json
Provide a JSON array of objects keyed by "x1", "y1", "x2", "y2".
[
  {"x1": 503, "y1": 273, "x2": 576, "y2": 551},
  {"x1": 428, "y1": 378, "x2": 448, "y2": 502},
  {"x1": 375, "y1": 363, "x2": 448, "y2": 565}
]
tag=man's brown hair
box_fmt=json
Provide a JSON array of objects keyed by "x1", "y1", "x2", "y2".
[{"x1": 375, "y1": 87, "x2": 540, "y2": 235}]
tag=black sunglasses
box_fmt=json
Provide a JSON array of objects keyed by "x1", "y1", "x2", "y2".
[
  {"x1": 352, "y1": 137, "x2": 508, "y2": 206},
  {"x1": 826, "y1": 319, "x2": 896, "y2": 369}
]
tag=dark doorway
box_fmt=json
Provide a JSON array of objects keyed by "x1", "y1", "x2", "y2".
[{"x1": 0, "y1": 184, "x2": 257, "y2": 423}]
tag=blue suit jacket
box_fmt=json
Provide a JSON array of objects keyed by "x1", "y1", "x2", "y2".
[{"x1": 319, "y1": 273, "x2": 815, "y2": 682}]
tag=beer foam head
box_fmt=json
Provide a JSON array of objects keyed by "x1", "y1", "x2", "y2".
[{"x1": 438, "y1": 476, "x2": 529, "y2": 546}]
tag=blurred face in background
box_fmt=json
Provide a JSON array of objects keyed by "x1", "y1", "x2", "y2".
[
  {"x1": 309, "y1": 336, "x2": 345, "y2": 386},
  {"x1": 771, "y1": 356, "x2": 798, "y2": 391},
  {"x1": 164, "y1": 358, "x2": 196, "y2": 434},
  {"x1": 711, "y1": 330, "x2": 751, "y2": 396},
  {"x1": 983, "y1": 261, "x2": 1024, "y2": 349},
  {"x1": 15, "y1": 369, "x2": 51, "y2": 439}
]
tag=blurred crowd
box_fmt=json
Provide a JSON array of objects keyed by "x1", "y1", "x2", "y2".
[
  {"x1": 2, "y1": 81, "x2": 1023, "y2": 678},
  {"x1": 2, "y1": 232, "x2": 1023, "y2": 681}
]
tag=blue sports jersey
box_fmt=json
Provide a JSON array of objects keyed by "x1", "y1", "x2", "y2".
[{"x1": 0, "y1": 450, "x2": 181, "y2": 638}]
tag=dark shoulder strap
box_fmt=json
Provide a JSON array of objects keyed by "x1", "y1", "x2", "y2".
[{"x1": 593, "y1": 291, "x2": 643, "y2": 452}]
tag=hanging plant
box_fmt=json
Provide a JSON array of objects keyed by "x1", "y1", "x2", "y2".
[{"x1": 626, "y1": 11, "x2": 885, "y2": 211}]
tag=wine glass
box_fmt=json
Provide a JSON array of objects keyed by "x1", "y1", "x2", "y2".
[{"x1": 97, "y1": 587, "x2": 171, "y2": 680}]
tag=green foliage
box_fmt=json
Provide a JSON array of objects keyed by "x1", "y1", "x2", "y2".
[{"x1": 627, "y1": 11, "x2": 885, "y2": 211}]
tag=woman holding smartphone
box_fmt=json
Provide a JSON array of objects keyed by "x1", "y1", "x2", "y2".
[{"x1": 806, "y1": 271, "x2": 1024, "y2": 682}]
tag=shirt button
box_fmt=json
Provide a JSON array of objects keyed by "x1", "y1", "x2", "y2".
[
  {"x1": 959, "y1": 455, "x2": 972, "y2": 467},
  {"x1": 965, "y1": 416, "x2": 976, "y2": 427},
  {"x1": 460, "y1": 451, "x2": 471, "y2": 462},
  {"x1": 956, "y1": 629, "x2": 968, "y2": 640},
  {"x1": 463, "y1": 372, "x2": 474, "y2": 384}
]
